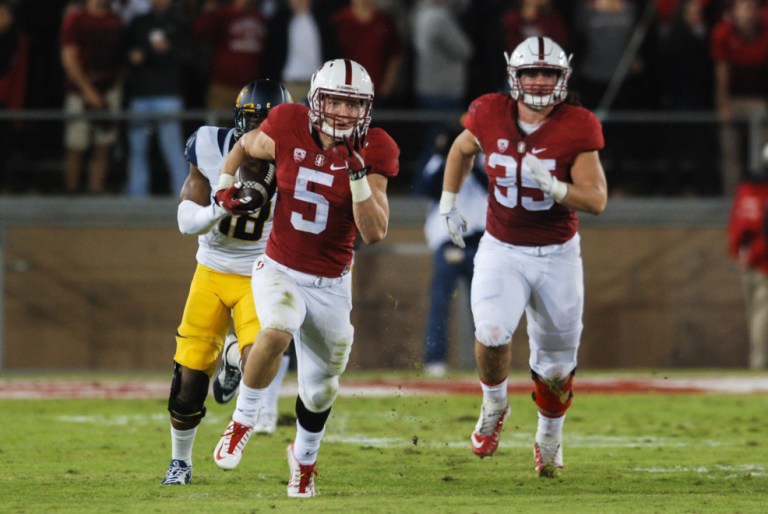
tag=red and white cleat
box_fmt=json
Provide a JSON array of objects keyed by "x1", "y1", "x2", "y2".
[
  {"x1": 286, "y1": 443, "x2": 318, "y2": 498},
  {"x1": 534, "y1": 441, "x2": 564, "y2": 478},
  {"x1": 470, "y1": 403, "x2": 510, "y2": 457},
  {"x1": 213, "y1": 420, "x2": 253, "y2": 470}
]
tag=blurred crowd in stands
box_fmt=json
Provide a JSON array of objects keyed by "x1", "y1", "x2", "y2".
[{"x1": 1, "y1": 0, "x2": 768, "y2": 196}]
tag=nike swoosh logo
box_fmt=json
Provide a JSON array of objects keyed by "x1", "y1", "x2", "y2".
[
  {"x1": 330, "y1": 164, "x2": 347, "y2": 170},
  {"x1": 470, "y1": 433, "x2": 485, "y2": 449},
  {"x1": 531, "y1": 148, "x2": 547, "y2": 154}
]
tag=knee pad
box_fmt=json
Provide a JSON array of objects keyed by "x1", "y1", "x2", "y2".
[
  {"x1": 299, "y1": 375, "x2": 339, "y2": 413},
  {"x1": 168, "y1": 362, "x2": 208, "y2": 424},
  {"x1": 531, "y1": 369, "x2": 575, "y2": 417},
  {"x1": 295, "y1": 396, "x2": 331, "y2": 432}
]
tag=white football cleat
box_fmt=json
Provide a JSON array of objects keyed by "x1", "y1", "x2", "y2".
[
  {"x1": 470, "y1": 402, "x2": 509, "y2": 457},
  {"x1": 213, "y1": 420, "x2": 253, "y2": 470},
  {"x1": 286, "y1": 443, "x2": 317, "y2": 498},
  {"x1": 534, "y1": 441, "x2": 564, "y2": 478}
]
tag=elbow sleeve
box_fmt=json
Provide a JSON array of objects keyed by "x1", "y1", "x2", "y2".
[{"x1": 177, "y1": 199, "x2": 227, "y2": 235}]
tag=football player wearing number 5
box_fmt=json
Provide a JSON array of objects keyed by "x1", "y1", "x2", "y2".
[
  {"x1": 441, "y1": 36, "x2": 607, "y2": 478},
  {"x1": 212, "y1": 59, "x2": 399, "y2": 498},
  {"x1": 161, "y1": 79, "x2": 292, "y2": 486}
]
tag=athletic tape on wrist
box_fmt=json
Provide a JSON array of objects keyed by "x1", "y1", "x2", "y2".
[
  {"x1": 217, "y1": 173, "x2": 235, "y2": 190},
  {"x1": 350, "y1": 176, "x2": 372, "y2": 202},
  {"x1": 439, "y1": 191, "x2": 458, "y2": 213},
  {"x1": 551, "y1": 180, "x2": 568, "y2": 203}
]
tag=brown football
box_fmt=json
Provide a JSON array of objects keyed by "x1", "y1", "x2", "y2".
[{"x1": 235, "y1": 159, "x2": 277, "y2": 212}]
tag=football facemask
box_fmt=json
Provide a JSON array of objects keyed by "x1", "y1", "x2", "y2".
[
  {"x1": 308, "y1": 59, "x2": 374, "y2": 140},
  {"x1": 505, "y1": 36, "x2": 572, "y2": 111}
]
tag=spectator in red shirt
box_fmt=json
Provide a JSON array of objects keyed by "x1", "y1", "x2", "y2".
[
  {"x1": 727, "y1": 176, "x2": 768, "y2": 369},
  {"x1": 502, "y1": 0, "x2": 570, "y2": 56},
  {"x1": 711, "y1": 0, "x2": 768, "y2": 195},
  {"x1": 0, "y1": 0, "x2": 28, "y2": 191},
  {"x1": 60, "y1": 0, "x2": 123, "y2": 195},
  {"x1": 193, "y1": 0, "x2": 267, "y2": 120},
  {"x1": 331, "y1": 0, "x2": 403, "y2": 105}
]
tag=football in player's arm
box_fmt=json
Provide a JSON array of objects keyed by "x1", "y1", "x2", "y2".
[
  {"x1": 441, "y1": 36, "x2": 607, "y2": 478},
  {"x1": 211, "y1": 58, "x2": 399, "y2": 498}
]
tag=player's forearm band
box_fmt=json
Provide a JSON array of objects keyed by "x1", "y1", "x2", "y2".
[
  {"x1": 350, "y1": 175, "x2": 372, "y2": 203},
  {"x1": 217, "y1": 173, "x2": 235, "y2": 190},
  {"x1": 439, "y1": 190, "x2": 458, "y2": 212},
  {"x1": 177, "y1": 199, "x2": 226, "y2": 235},
  {"x1": 551, "y1": 180, "x2": 568, "y2": 203}
]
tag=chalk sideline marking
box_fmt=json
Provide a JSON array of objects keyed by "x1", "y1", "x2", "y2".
[{"x1": 1, "y1": 375, "x2": 768, "y2": 399}]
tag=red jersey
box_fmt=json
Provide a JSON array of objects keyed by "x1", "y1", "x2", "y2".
[
  {"x1": 0, "y1": 32, "x2": 28, "y2": 111},
  {"x1": 464, "y1": 93, "x2": 604, "y2": 246},
  {"x1": 193, "y1": 5, "x2": 267, "y2": 88},
  {"x1": 727, "y1": 181, "x2": 768, "y2": 274},
  {"x1": 501, "y1": 8, "x2": 570, "y2": 52},
  {"x1": 60, "y1": 7, "x2": 123, "y2": 93},
  {"x1": 331, "y1": 8, "x2": 402, "y2": 92},
  {"x1": 260, "y1": 104, "x2": 399, "y2": 277},
  {"x1": 710, "y1": 18, "x2": 768, "y2": 97}
]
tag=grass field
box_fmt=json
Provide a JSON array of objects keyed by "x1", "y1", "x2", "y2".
[{"x1": 1, "y1": 371, "x2": 767, "y2": 513}]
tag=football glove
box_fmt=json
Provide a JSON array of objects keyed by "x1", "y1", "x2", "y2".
[
  {"x1": 439, "y1": 191, "x2": 467, "y2": 248},
  {"x1": 213, "y1": 174, "x2": 252, "y2": 215},
  {"x1": 523, "y1": 153, "x2": 568, "y2": 202},
  {"x1": 338, "y1": 127, "x2": 370, "y2": 181}
]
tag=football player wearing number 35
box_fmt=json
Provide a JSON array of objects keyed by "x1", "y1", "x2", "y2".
[
  {"x1": 160, "y1": 79, "x2": 292, "y2": 486},
  {"x1": 212, "y1": 59, "x2": 399, "y2": 498},
  {"x1": 441, "y1": 36, "x2": 607, "y2": 478}
]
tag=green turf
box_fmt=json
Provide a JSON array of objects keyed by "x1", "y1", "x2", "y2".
[{"x1": 1, "y1": 377, "x2": 767, "y2": 513}]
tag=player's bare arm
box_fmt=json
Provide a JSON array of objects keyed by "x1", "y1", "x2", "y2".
[
  {"x1": 179, "y1": 164, "x2": 212, "y2": 205},
  {"x1": 214, "y1": 129, "x2": 276, "y2": 215},
  {"x1": 439, "y1": 129, "x2": 481, "y2": 249},
  {"x1": 352, "y1": 173, "x2": 390, "y2": 244},
  {"x1": 218, "y1": 129, "x2": 274, "y2": 181},
  {"x1": 443, "y1": 129, "x2": 481, "y2": 194},
  {"x1": 559, "y1": 151, "x2": 607, "y2": 215},
  {"x1": 177, "y1": 162, "x2": 227, "y2": 235}
]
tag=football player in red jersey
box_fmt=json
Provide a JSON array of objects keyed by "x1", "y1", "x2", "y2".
[
  {"x1": 441, "y1": 36, "x2": 607, "y2": 477},
  {"x1": 211, "y1": 58, "x2": 399, "y2": 497}
]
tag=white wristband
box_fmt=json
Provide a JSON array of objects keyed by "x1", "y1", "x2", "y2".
[
  {"x1": 349, "y1": 176, "x2": 372, "y2": 203},
  {"x1": 439, "y1": 191, "x2": 458, "y2": 214},
  {"x1": 217, "y1": 172, "x2": 235, "y2": 191},
  {"x1": 551, "y1": 179, "x2": 569, "y2": 203}
]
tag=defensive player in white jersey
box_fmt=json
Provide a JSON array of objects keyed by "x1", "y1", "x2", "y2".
[
  {"x1": 441, "y1": 36, "x2": 607, "y2": 477},
  {"x1": 212, "y1": 59, "x2": 399, "y2": 498},
  {"x1": 161, "y1": 79, "x2": 292, "y2": 486}
]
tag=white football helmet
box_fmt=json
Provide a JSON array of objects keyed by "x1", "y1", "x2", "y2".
[
  {"x1": 308, "y1": 59, "x2": 374, "y2": 140},
  {"x1": 505, "y1": 36, "x2": 572, "y2": 111}
]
